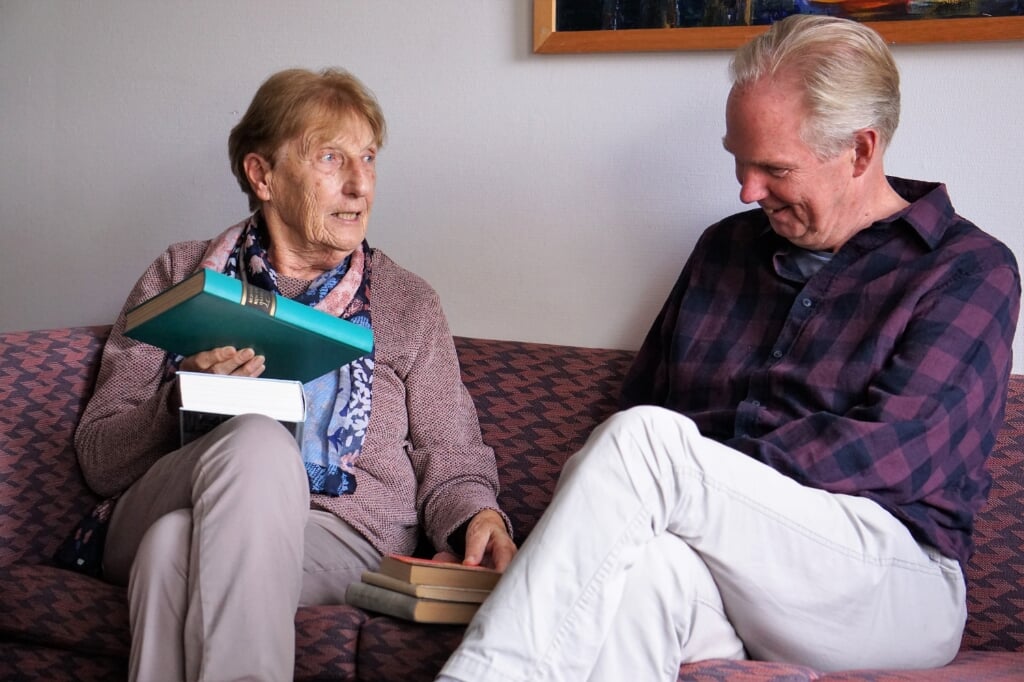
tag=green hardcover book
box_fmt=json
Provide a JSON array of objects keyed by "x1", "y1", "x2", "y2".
[{"x1": 124, "y1": 268, "x2": 373, "y2": 383}]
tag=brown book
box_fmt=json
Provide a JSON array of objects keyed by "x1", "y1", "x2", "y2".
[
  {"x1": 360, "y1": 570, "x2": 491, "y2": 603},
  {"x1": 345, "y1": 581, "x2": 481, "y2": 624},
  {"x1": 377, "y1": 554, "x2": 501, "y2": 591}
]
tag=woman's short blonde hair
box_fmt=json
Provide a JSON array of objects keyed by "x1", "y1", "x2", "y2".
[
  {"x1": 228, "y1": 68, "x2": 387, "y2": 211},
  {"x1": 729, "y1": 15, "x2": 900, "y2": 160}
]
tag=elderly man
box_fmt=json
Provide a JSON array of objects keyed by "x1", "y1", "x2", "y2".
[{"x1": 438, "y1": 13, "x2": 1019, "y2": 682}]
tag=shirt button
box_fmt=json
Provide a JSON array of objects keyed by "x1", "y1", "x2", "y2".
[
  {"x1": 802, "y1": 298, "x2": 813, "y2": 308},
  {"x1": 772, "y1": 349, "x2": 783, "y2": 359},
  {"x1": 751, "y1": 400, "x2": 761, "y2": 407}
]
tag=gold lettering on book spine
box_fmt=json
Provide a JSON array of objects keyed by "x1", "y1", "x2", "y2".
[{"x1": 239, "y1": 282, "x2": 277, "y2": 316}]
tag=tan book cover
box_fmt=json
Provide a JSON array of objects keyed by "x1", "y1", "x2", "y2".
[
  {"x1": 345, "y1": 581, "x2": 481, "y2": 624},
  {"x1": 360, "y1": 570, "x2": 491, "y2": 603},
  {"x1": 377, "y1": 554, "x2": 501, "y2": 591}
]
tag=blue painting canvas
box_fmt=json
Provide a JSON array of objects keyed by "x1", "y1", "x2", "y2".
[{"x1": 556, "y1": 0, "x2": 1022, "y2": 30}]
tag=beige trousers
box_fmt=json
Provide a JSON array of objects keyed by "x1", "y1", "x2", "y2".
[
  {"x1": 441, "y1": 406, "x2": 967, "y2": 682},
  {"x1": 104, "y1": 414, "x2": 380, "y2": 682}
]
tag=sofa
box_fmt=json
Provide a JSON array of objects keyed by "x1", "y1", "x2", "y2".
[{"x1": 1, "y1": 324, "x2": 1022, "y2": 682}]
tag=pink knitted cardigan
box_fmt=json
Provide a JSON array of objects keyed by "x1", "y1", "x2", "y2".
[{"x1": 74, "y1": 238, "x2": 509, "y2": 557}]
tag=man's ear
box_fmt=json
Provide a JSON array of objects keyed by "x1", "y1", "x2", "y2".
[
  {"x1": 851, "y1": 128, "x2": 880, "y2": 178},
  {"x1": 243, "y1": 153, "x2": 273, "y2": 202}
]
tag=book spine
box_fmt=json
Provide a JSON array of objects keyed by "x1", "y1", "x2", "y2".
[
  {"x1": 360, "y1": 571, "x2": 490, "y2": 603},
  {"x1": 345, "y1": 582, "x2": 420, "y2": 620},
  {"x1": 239, "y1": 280, "x2": 277, "y2": 315},
  {"x1": 271, "y1": 293, "x2": 373, "y2": 352},
  {"x1": 345, "y1": 581, "x2": 479, "y2": 624},
  {"x1": 210, "y1": 270, "x2": 373, "y2": 353}
]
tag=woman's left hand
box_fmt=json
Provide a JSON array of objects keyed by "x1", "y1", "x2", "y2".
[
  {"x1": 179, "y1": 346, "x2": 266, "y2": 377},
  {"x1": 436, "y1": 509, "x2": 516, "y2": 573}
]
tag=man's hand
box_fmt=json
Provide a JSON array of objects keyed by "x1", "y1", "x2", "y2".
[
  {"x1": 179, "y1": 346, "x2": 266, "y2": 377},
  {"x1": 435, "y1": 508, "x2": 516, "y2": 573}
]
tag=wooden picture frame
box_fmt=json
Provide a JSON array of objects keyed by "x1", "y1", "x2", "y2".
[{"x1": 534, "y1": 0, "x2": 1024, "y2": 53}]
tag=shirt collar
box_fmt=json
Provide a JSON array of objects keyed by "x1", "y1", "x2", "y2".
[
  {"x1": 755, "y1": 176, "x2": 957, "y2": 253},
  {"x1": 881, "y1": 177, "x2": 956, "y2": 251}
]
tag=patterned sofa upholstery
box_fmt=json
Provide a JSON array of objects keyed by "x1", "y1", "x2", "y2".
[{"x1": 1, "y1": 325, "x2": 1022, "y2": 681}]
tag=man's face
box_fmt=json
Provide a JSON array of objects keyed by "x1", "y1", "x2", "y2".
[{"x1": 722, "y1": 77, "x2": 860, "y2": 252}]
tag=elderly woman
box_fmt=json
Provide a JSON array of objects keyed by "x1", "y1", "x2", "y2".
[{"x1": 73, "y1": 68, "x2": 515, "y2": 682}]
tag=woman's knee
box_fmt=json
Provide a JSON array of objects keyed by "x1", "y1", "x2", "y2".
[
  {"x1": 212, "y1": 413, "x2": 301, "y2": 458},
  {"x1": 193, "y1": 413, "x2": 307, "y2": 493},
  {"x1": 130, "y1": 509, "x2": 192, "y2": 588}
]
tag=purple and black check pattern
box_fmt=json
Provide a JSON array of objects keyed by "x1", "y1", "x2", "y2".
[
  {"x1": 622, "y1": 179, "x2": 1020, "y2": 566},
  {"x1": 1, "y1": 326, "x2": 1022, "y2": 681}
]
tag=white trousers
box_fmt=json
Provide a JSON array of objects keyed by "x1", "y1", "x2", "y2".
[
  {"x1": 104, "y1": 414, "x2": 380, "y2": 682},
  {"x1": 440, "y1": 406, "x2": 966, "y2": 682}
]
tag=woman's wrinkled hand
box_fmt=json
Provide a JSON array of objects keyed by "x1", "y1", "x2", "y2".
[
  {"x1": 435, "y1": 508, "x2": 516, "y2": 573},
  {"x1": 179, "y1": 346, "x2": 266, "y2": 377}
]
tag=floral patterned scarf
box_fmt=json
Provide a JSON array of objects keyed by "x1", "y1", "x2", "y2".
[{"x1": 177, "y1": 213, "x2": 373, "y2": 496}]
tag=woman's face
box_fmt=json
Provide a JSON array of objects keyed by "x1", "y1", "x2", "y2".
[{"x1": 253, "y1": 111, "x2": 377, "y2": 272}]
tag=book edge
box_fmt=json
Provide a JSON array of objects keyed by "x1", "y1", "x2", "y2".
[
  {"x1": 360, "y1": 571, "x2": 490, "y2": 603},
  {"x1": 124, "y1": 270, "x2": 373, "y2": 381},
  {"x1": 345, "y1": 581, "x2": 479, "y2": 624}
]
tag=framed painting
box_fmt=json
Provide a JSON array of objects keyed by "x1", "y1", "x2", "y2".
[{"x1": 534, "y1": 0, "x2": 1024, "y2": 52}]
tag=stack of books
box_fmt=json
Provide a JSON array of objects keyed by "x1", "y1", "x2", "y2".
[{"x1": 345, "y1": 554, "x2": 501, "y2": 624}]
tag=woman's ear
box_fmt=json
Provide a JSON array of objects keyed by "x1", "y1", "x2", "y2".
[{"x1": 243, "y1": 153, "x2": 273, "y2": 202}]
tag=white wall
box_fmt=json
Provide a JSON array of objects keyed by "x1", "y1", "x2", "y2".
[{"x1": 2, "y1": 1, "x2": 1023, "y2": 370}]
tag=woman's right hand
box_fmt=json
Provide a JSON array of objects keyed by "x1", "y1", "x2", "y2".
[{"x1": 179, "y1": 346, "x2": 266, "y2": 377}]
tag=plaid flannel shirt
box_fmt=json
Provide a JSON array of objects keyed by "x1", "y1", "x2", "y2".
[{"x1": 622, "y1": 177, "x2": 1020, "y2": 563}]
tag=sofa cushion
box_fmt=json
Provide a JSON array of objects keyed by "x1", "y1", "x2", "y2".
[
  {"x1": 676, "y1": 659, "x2": 820, "y2": 680},
  {"x1": 0, "y1": 564, "x2": 129, "y2": 658},
  {"x1": 0, "y1": 641, "x2": 126, "y2": 682},
  {"x1": 453, "y1": 336, "x2": 635, "y2": 542},
  {"x1": 817, "y1": 650, "x2": 1024, "y2": 680},
  {"x1": 0, "y1": 326, "x2": 107, "y2": 568},
  {"x1": 0, "y1": 562, "x2": 367, "y2": 682},
  {"x1": 356, "y1": 617, "x2": 465, "y2": 682},
  {"x1": 356, "y1": 611, "x2": 822, "y2": 682},
  {"x1": 960, "y1": 378, "x2": 1024, "y2": 652},
  {"x1": 293, "y1": 605, "x2": 366, "y2": 682}
]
